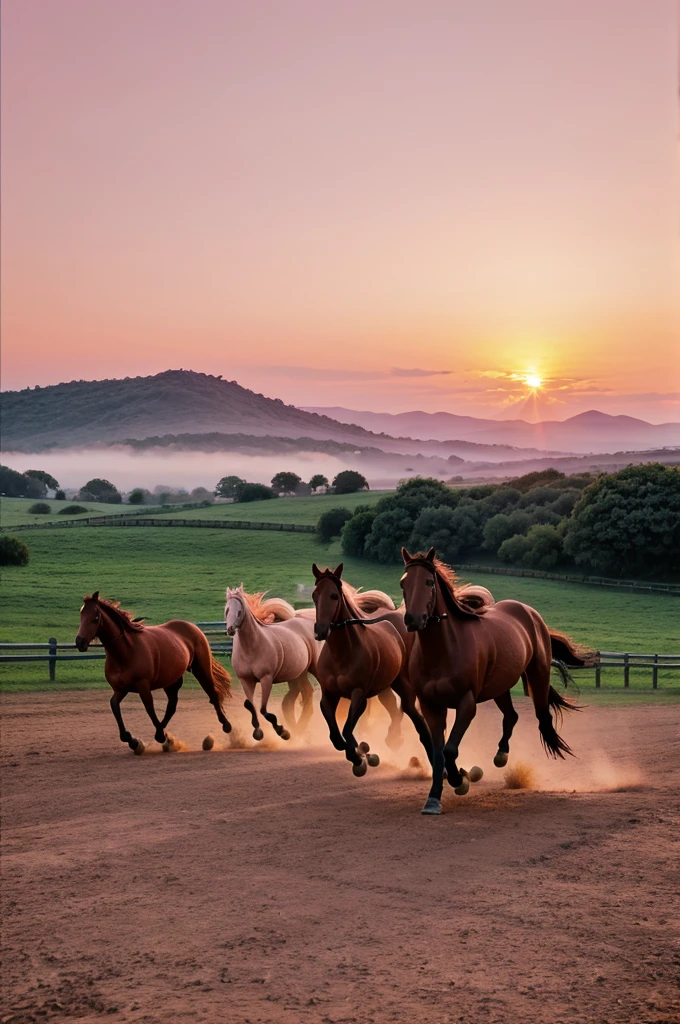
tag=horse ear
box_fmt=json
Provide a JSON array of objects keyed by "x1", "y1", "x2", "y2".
[
  {"x1": 312, "y1": 563, "x2": 322, "y2": 580},
  {"x1": 401, "y1": 547, "x2": 412, "y2": 564},
  {"x1": 92, "y1": 590, "x2": 99, "y2": 602},
  {"x1": 334, "y1": 563, "x2": 344, "y2": 579},
  {"x1": 426, "y1": 547, "x2": 436, "y2": 563}
]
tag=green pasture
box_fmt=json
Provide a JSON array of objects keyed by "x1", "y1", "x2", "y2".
[
  {"x1": 1, "y1": 525, "x2": 678, "y2": 697},
  {"x1": 162, "y1": 490, "x2": 389, "y2": 524},
  {"x1": 0, "y1": 496, "x2": 134, "y2": 529}
]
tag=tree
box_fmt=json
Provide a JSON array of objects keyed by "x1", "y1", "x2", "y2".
[
  {"x1": 316, "y1": 507, "x2": 353, "y2": 542},
  {"x1": 0, "y1": 465, "x2": 45, "y2": 498},
  {"x1": 128, "y1": 488, "x2": 146, "y2": 505},
  {"x1": 521, "y1": 524, "x2": 565, "y2": 570},
  {"x1": 234, "y1": 482, "x2": 278, "y2": 502},
  {"x1": 482, "y1": 510, "x2": 533, "y2": 553},
  {"x1": 54, "y1": 490, "x2": 66, "y2": 500},
  {"x1": 190, "y1": 487, "x2": 212, "y2": 501},
  {"x1": 563, "y1": 464, "x2": 680, "y2": 577},
  {"x1": 409, "y1": 505, "x2": 484, "y2": 563},
  {"x1": 309, "y1": 474, "x2": 329, "y2": 493},
  {"x1": 79, "y1": 478, "x2": 122, "y2": 503},
  {"x1": 24, "y1": 469, "x2": 59, "y2": 491},
  {"x1": 271, "y1": 471, "x2": 302, "y2": 495},
  {"x1": 364, "y1": 508, "x2": 415, "y2": 563},
  {"x1": 498, "y1": 533, "x2": 532, "y2": 564},
  {"x1": 0, "y1": 535, "x2": 30, "y2": 566},
  {"x1": 214, "y1": 475, "x2": 246, "y2": 499},
  {"x1": 341, "y1": 507, "x2": 376, "y2": 557},
  {"x1": 332, "y1": 470, "x2": 369, "y2": 495}
]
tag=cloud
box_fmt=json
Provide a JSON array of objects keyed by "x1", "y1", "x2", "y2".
[{"x1": 244, "y1": 364, "x2": 453, "y2": 382}]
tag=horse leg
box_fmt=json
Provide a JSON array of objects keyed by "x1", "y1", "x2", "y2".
[
  {"x1": 419, "y1": 703, "x2": 447, "y2": 814},
  {"x1": 160, "y1": 677, "x2": 183, "y2": 729},
  {"x1": 296, "y1": 673, "x2": 315, "y2": 734},
  {"x1": 342, "y1": 687, "x2": 368, "y2": 774},
  {"x1": 190, "y1": 651, "x2": 232, "y2": 734},
  {"x1": 260, "y1": 676, "x2": 290, "y2": 740},
  {"x1": 241, "y1": 679, "x2": 264, "y2": 740},
  {"x1": 281, "y1": 681, "x2": 299, "y2": 732},
  {"x1": 320, "y1": 690, "x2": 345, "y2": 751},
  {"x1": 110, "y1": 690, "x2": 140, "y2": 750},
  {"x1": 391, "y1": 677, "x2": 433, "y2": 766},
  {"x1": 377, "y1": 687, "x2": 404, "y2": 750},
  {"x1": 442, "y1": 690, "x2": 477, "y2": 792},
  {"x1": 493, "y1": 689, "x2": 519, "y2": 767},
  {"x1": 138, "y1": 684, "x2": 166, "y2": 744}
]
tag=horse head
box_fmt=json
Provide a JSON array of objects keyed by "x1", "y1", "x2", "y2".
[
  {"x1": 225, "y1": 585, "x2": 246, "y2": 636},
  {"x1": 311, "y1": 563, "x2": 344, "y2": 640},
  {"x1": 76, "y1": 591, "x2": 101, "y2": 651}
]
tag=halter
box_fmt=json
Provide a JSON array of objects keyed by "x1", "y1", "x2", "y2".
[
  {"x1": 401, "y1": 560, "x2": 449, "y2": 626},
  {"x1": 315, "y1": 574, "x2": 396, "y2": 630}
]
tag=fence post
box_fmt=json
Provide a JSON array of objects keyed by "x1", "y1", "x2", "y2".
[
  {"x1": 595, "y1": 662, "x2": 601, "y2": 688},
  {"x1": 652, "y1": 653, "x2": 658, "y2": 690},
  {"x1": 48, "y1": 637, "x2": 57, "y2": 682},
  {"x1": 624, "y1": 653, "x2": 630, "y2": 688}
]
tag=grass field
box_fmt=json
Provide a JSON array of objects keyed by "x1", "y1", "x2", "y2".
[
  {"x1": 0, "y1": 496, "x2": 136, "y2": 528},
  {"x1": 161, "y1": 490, "x2": 389, "y2": 523},
  {"x1": 2, "y1": 524, "x2": 678, "y2": 695}
]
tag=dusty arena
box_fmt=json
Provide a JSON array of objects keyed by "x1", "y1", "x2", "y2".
[{"x1": 2, "y1": 690, "x2": 679, "y2": 1024}]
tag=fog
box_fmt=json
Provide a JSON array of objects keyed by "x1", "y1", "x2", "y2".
[{"x1": 3, "y1": 448, "x2": 355, "y2": 492}]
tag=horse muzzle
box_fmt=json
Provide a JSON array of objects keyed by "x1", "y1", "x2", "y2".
[
  {"x1": 75, "y1": 635, "x2": 89, "y2": 652},
  {"x1": 404, "y1": 613, "x2": 428, "y2": 632},
  {"x1": 225, "y1": 625, "x2": 237, "y2": 638},
  {"x1": 314, "y1": 623, "x2": 329, "y2": 641}
]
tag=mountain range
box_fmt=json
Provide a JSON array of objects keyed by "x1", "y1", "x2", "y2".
[{"x1": 302, "y1": 406, "x2": 680, "y2": 455}]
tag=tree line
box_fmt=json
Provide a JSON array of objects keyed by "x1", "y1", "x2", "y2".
[{"x1": 321, "y1": 465, "x2": 680, "y2": 580}]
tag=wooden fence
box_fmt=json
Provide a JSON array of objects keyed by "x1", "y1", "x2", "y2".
[
  {"x1": 2, "y1": 625, "x2": 679, "y2": 689},
  {"x1": 12, "y1": 517, "x2": 315, "y2": 533}
]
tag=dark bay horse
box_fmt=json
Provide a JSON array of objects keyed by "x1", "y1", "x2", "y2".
[
  {"x1": 76, "y1": 593, "x2": 233, "y2": 752},
  {"x1": 400, "y1": 548, "x2": 597, "y2": 815},
  {"x1": 312, "y1": 563, "x2": 433, "y2": 775}
]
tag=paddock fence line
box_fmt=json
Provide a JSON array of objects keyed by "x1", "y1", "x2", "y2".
[
  {"x1": 2, "y1": 628, "x2": 679, "y2": 689},
  {"x1": 10, "y1": 517, "x2": 316, "y2": 533},
  {"x1": 455, "y1": 564, "x2": 680, "y2": 596}
]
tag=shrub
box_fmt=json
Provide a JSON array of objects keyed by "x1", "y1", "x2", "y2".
[
  {"x1": 0, "y1": 535, "x2": 30, "y2": 566},
  {"x1": 482, "y1": 510, "x2": 533, "y2": 552},
  {"x1": 498, "y1": 533, "x2": 533, "y2": 564},
  {"x1": 59, "y1": 504, "x2": 89, "y2": 515},
  {"x1": 28, "y1": 502, "x2": 51, "y2": 514},
  {"x1": 316, "y1": 507, "x2": 353, "y2": 542},
  {"x1": 234, "y1": 482, "x2": 278, "y2": 502},
  {"x1": 128, "y1": 488, "x2": 146, "y2": 505},
  {"x1": 341, "y1": 507, "x2": 377, "y2": 557},
  {"x1": 364, "y1": 508, "x2": 415, "y2": 563},
  {"x1": 521, "y1": 524, "x2": 565, "y2": 570},
  {"x1": 563, "y1": 464, "x2": 680, "y2": 577},
  {"x1": 332, "y1": 470, "x2": 369, "y2": 495}
]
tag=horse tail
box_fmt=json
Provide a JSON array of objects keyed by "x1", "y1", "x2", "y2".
[
  {"x1": 209, "y1": 655, "x2": 232, "y2": 703},
  {"x1": 192, "y1": 634, "x2": 232, "y2": 704},
  {"x1": 458, "y1": 584, "x2": 495, "y2": 608},
  {"x1": 549, "y1": 628, "x2": 598, "y2": 668},
  {"x1": 547, "y1": 683, "x2": 582, "y2": 725}
]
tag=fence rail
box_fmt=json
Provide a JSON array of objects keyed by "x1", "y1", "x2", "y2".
[
  {"x1": 455, "y1": 563, "x2": 680, "y2": 596},
  {"x1": 1, "y1": 627, "x2": 679, "y2": 688},
  {"x1": 11, "y1": 517, "x2": 316, "y2": 533}
]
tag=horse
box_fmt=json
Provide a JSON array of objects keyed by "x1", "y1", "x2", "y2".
[
  {"x1": 76, "y1": 592, "x2": 233, "y2": 752},
  {"x1": 399, "y1": 547, "x2": 597, "y2": 814},
  {"x1": 225, "y1": 585, "x2": 403, "y2": 743},
  {"x1": 312, "y1": 563, "x2": 434, "y2": 776}
]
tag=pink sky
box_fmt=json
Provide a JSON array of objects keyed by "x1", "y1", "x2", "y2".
[{"x1": 2, "y1": 0, "x2": 679, "y2": 421}]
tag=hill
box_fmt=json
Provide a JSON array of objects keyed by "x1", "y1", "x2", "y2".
[
  {"x1": 1, "y1": 370, "x2": 557, "y2": 462},
  {"x1": 304, "y1": 405, "x2": 680, "y2": 454}
]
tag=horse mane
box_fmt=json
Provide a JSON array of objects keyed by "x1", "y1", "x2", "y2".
[
  {"x1": 243, "y1": 591, "x2": 296, "y2": 623},
  {"x1": 86, "y1": 595, "x2": 146, "y2": 632},
  {"x1": 342, "y1": 582, "x2": 395, "y2": 614},
  {"x1": 407, "y1": 555, "x2": 488, "y2": 618}
]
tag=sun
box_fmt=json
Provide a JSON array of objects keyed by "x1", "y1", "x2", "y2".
[{"x1": 524, "y1": 373, "x2": 543, "y2": 390}]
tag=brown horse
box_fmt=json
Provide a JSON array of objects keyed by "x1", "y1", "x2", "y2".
[
  {"x1": 400, "y1": 548, "x2": 597, "y2": 815},
  {"x1": 312, "y1": 563, "x2": 433, "y2": 775},
  {"x1": 76, "y1": 593, "x2": 233, "y2": 752}
]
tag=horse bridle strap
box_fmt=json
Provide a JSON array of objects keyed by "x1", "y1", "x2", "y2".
[{"x1": 328, "y1": 612, "x2": 396, "y2": 630}]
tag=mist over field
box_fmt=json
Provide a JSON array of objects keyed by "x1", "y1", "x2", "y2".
[{"x1": 0, "y1": 448, "x2": 363, "y2": 492}]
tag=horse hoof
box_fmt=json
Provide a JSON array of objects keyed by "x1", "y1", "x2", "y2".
[
  {"x1": 352, "y1": 760, "x2": 368, "y2": 777},
  {"x1": 408, "y1": 756, "x2": 422, "y2": 769},
  {"x1": 367, "y1": 753, "x2": 380, "y2": 767},
  {"x1": 133, "y1": 739, "x2": 145, "y2": 755},
  {"x1": 253, "y1": 728, "x2": 264, "y2": 741},
  {"x1": 421, "y1": 797, "x2": 441, "y2": 815},
  {"x1": 494, "y1": 751, "x2": 509, "y2": 768},
  {"x1": 222, "y1": 722, "x2": 232, "y2": 734},
  {"x1": 202, "y1": 735, "x2": 215, "y2": 750},
  {"x1": 455, "y1": 777, "x2": 470, "y2": 796},
  {"x1": 358, "y1": 741, "x2": 370, "y2": 754},
  {"x1": 280, "y1": 729, "x2": 291, "y2": 741},
  {"x1": 469, "y1": 765, "x2": 484, "y2": 783},
  {"x1": 162, "y1": 735, "x2": 175, "y2": 752}
]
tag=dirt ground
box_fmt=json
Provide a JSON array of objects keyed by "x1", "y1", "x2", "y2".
[{"x1": 1, "y1": 689, "x2": 679, "y2": 1024}]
